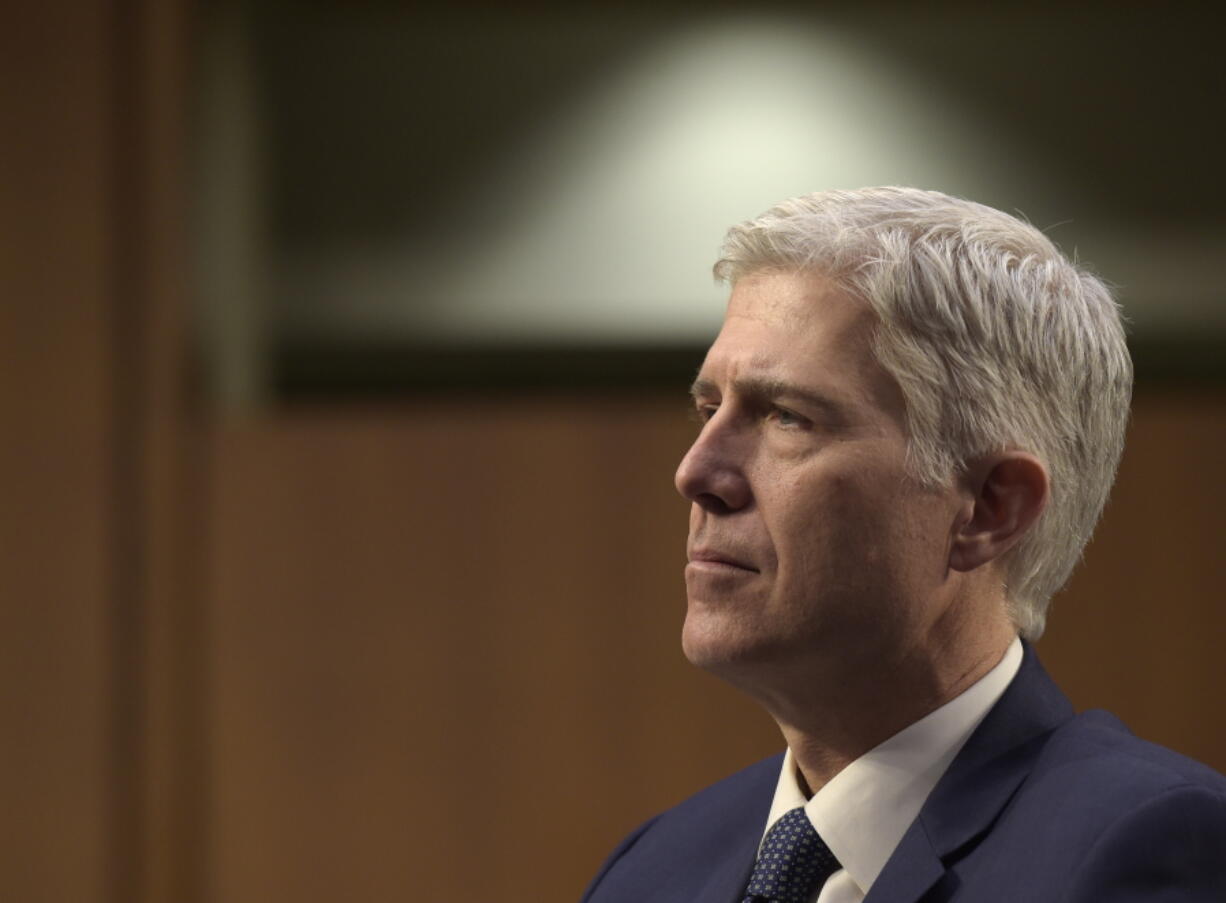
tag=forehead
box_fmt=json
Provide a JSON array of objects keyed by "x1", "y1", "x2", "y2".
[
  {"x1": 710, "y1": 270, "x2": 872, "y2": 367},
  {"x1": 724, "y1": 269, "x2": 861, "y2": 325},
  {"x1": 699, "y1": 269, "x2": 905, "y2": 421}
]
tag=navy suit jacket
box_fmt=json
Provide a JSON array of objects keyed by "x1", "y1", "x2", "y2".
[{"x1": 582, "y1": 644, "x2": 1226, "y2": 901}]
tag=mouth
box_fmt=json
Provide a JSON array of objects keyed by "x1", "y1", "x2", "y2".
[{"x1": 687, "y1": 548, "x2": 759, "y2": 573}]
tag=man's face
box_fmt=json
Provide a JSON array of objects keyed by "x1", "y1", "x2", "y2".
[{"x1": 675, "y1": 270, "x2": 964, "y2": 684}]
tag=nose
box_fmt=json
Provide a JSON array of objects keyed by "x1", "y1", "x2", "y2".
[{"x1": 674, "y1": 417, "x2": 752, "y2": 515}]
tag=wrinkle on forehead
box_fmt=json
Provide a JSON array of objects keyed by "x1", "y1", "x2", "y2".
[{"x1": 728, "y1": 269, "x2": 860, "y2": 319}]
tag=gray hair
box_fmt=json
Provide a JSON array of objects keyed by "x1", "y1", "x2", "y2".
[{"x1": 714, "y1": 187, "x2": 1133, "y2": 639}]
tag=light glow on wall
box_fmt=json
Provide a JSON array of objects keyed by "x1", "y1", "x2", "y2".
[{"x1": 278, "y1": 16, "x2": 1049, "y2": 345}]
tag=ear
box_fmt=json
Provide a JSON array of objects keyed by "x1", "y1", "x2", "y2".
[{"x1": 949, "y1": 452, "x2": 1049, "y2": 573}]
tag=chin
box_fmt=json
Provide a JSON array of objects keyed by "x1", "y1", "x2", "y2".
[{"x1": 681, "y1": 608, "x2": 781, "y2": 675}]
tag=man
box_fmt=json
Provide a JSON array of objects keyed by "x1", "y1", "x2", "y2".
[{"x1": 581, "y1": 188, "x2": 1226, "y2": 902}]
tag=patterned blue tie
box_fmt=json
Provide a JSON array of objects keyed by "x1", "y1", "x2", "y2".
[{"x1": 742, "y1": 807, "x2": 841, "y2": 903}]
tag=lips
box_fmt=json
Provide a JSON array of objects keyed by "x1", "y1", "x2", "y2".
[{"x1": 688, "y1": 548, "x2": 759, "y2": 572}]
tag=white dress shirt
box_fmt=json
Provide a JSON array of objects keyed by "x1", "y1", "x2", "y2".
[{"x1": 759, "y1": 638, "x2": 1024, "y2": 903}]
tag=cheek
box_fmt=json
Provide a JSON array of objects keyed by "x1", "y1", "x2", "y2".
[
  {"x1": 774, "y1": 468, "x2": 912, "y2": 589},
  {"x1": 897, "y1": 501, "x2": 959, "y2": 581},
  {"x1": 773, "y1": 474, "x2": 866, "y2": 568},
  {"x1": 788, "y1": 467, "x2": 886, "y2": 535}
]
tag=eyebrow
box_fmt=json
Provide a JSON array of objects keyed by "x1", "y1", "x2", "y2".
[{"x1": 689, "y1": 375, "x2": 851, "y2": 421}]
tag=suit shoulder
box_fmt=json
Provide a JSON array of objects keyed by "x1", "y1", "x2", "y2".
[
  {"x1": 609, "y1": 752, "x2": 782, "y2": 846},
  {"x1": 1035, "y1": 708, "x2": 1226, "y2": 800},
  {"x1": 652, "y1": 752, "x2": 784, "y2": 824},
  {"x1": 929, "y1": 707, "x2": 1226, "y2": 900},
  {"x1": 1063, "y1": 778, "x2": 1226, "y2": 901},
  {"x1": 581, "y1": 753, "x2": 782, "y2": 902}
]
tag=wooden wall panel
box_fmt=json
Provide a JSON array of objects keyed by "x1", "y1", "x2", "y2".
[
  {"x1": 1, "y1": 1, "x2": 194, "y2": 901},
  {"x1": 0, "y1": 2, "x2": 117, "y2": 900},
  {"x1": 1036, "y1": 393, "x2": 1226, "y2": 768},
  {"x1": 206, "y1": 400, "x2": 781, "y2": 902},
  {"x1": 206, "y1": 392, "x2": 1226, "y2": 903}
]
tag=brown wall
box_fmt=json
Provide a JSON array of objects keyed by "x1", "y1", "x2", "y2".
[
  {"x1": 1038, "y1": 395, "x2": 1226, "y2": 765},
  {"x1": 1, "y1": 1, "x2": 195, "y2": 901},
  {"x1": 2, "y1": 2, "x2": 119, "y2": 900}
]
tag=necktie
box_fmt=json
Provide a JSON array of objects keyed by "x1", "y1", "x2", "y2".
[{"x1": 742, "y1": 807, "x2": 841, "y2": 903}]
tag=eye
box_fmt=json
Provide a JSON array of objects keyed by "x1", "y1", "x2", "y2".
[
  {"x1": 690, "y1": 402, "x2": 718, "y2": 425},
  {"x1": 769, "y1": 406, "x2": 809, "y2": 429}
]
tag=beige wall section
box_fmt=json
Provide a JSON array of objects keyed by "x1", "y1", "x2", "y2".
[{"x1": 206, "y1": 393, "x2": 1226, "y2": 903}]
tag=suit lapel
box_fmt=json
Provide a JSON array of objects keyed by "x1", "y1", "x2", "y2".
[
  {"x1": 862, "y1": 820, "x2": 945, "y2": 903},
  {"x1": 863, "y1": 643, "x2": 1074, "y2": 903}
]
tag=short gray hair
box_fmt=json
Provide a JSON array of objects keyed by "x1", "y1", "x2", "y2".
[{"x1": 714, "y1": 187, "x2": 1132, "y2": 639}]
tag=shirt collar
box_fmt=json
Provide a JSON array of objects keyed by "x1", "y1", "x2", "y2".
[{"x1": 761, "y1": 637, "x2": 1024, "y2": 896}]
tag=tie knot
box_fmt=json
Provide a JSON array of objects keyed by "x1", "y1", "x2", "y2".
[{"x1": 743, "y1": 807, "x2": 840, "y2": 903}]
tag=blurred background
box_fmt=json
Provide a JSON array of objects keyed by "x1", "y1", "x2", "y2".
[{"x1": 3, "y1": 1, "x2": 1224, "y2": 900}]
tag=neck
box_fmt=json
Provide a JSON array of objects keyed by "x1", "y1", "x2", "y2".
[{"x1": 764, "y1": 622, "x2": 1015, "y2": 794}]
